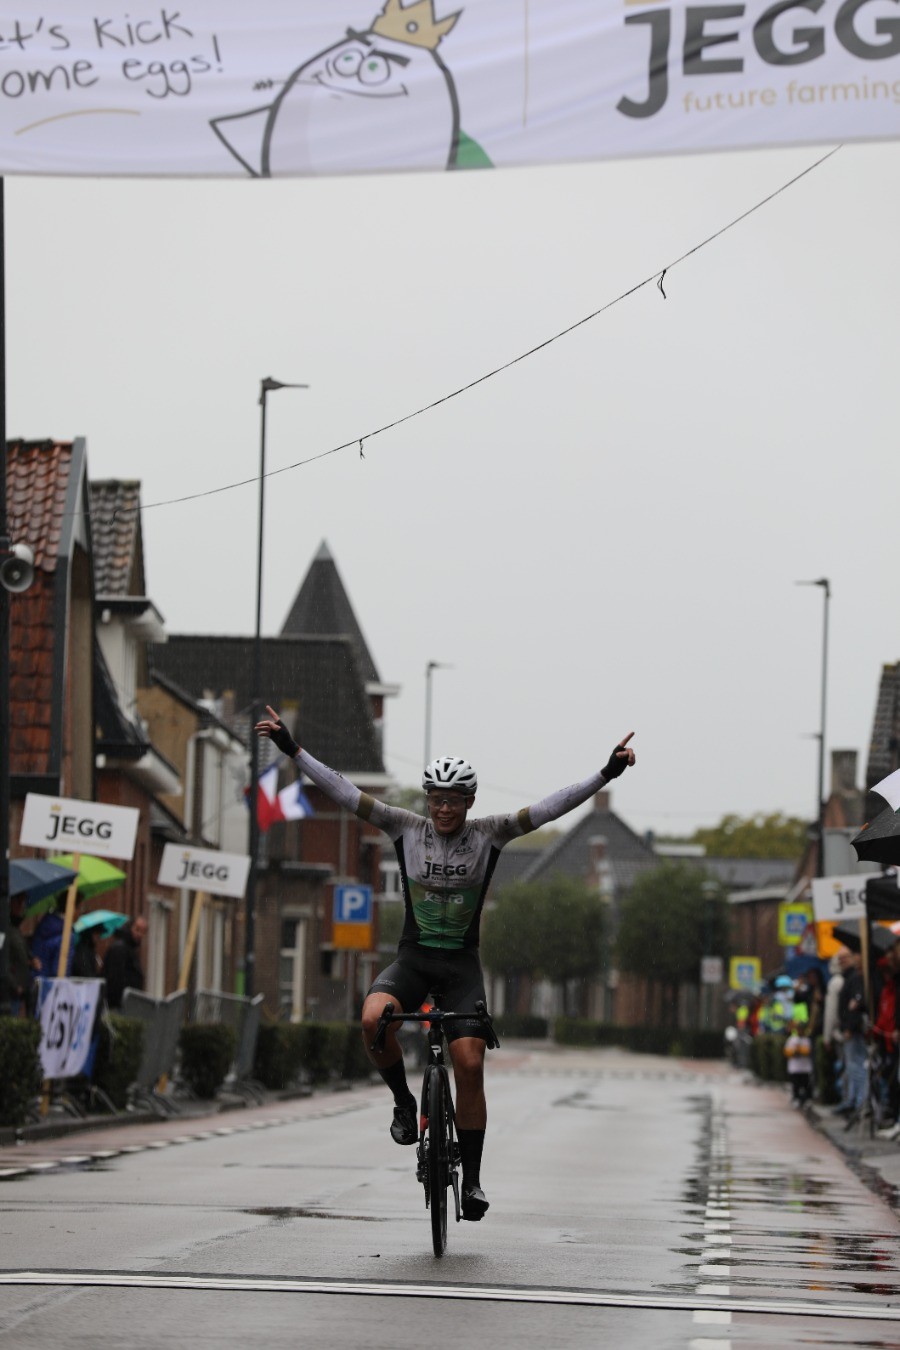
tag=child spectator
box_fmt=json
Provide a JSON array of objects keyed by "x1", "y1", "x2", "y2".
[{"x1": 785, "y1": 1018, "x2": 813, "y2": 1106}]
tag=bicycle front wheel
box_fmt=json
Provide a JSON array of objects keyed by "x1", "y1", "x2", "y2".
[{"x1": 428, "y1": 1069, "x2": 450, "y2": 1257}]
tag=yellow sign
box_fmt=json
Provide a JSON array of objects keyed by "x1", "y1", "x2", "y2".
[
  {"x1": 778, "y1": 901, "x2": 814, "y2": 947},
  {"x1": 332, "y1": 921, "x2": 373, "y2": 951},
  {"x1": 729, "y1": 956, "x2": 761, "y2": 991}
]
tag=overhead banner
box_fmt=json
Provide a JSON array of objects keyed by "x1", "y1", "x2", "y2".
[{"x1": 0, "y1": 0, "x2": 897, "y2": 177}]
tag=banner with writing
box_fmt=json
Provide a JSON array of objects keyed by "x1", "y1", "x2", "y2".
[
  {"x1": 36, "y1": 978, "x2": 103, "y2": 1079},
  {"x1": 0, "y1": 1, "x2": 896, "y2": 177}
]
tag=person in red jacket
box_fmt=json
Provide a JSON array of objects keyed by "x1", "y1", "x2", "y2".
[{"x1": 874, "y1": 940, "x2": 900, "y2": 1138}]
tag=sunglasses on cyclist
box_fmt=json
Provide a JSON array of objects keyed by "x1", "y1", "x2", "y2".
[{"x1": 425, "y1": 792, "x2": 470, "y2": 808}]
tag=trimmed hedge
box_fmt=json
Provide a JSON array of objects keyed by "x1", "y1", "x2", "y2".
[
  {"x1": 179, "y1": 1022, "x2": 237, "y2": 1099},
  {"x1": 253, "y1": 1021, "x2": 375, "y2": 1091},
  {"x1": 0, "y1": 1017, "x2": 42, "y2": 1126},
  {"x1": 93, "y1": 1014, "x2": 145, "y2": 1110},
  {"x1": 750, "y1": 1032, "x2": 788, "y2": 1082},
  {"x1": 553, "y1": 1018, "x2": 723, "y2": 1059},
  {"x1": 494, "y1": 1014, "x2": 550, "y2": 1040}
]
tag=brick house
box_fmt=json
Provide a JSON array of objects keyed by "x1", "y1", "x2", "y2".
[
  {"x1": 6, "y1": 440, "x2": 95, "y2": 833},
  {"x1": 150, "y1": 540, "x2": 398, "y2": 1019}
]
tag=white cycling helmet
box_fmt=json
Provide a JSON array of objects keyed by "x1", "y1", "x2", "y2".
[{"x1": 422, "y1": 755, "x2": 478, "y2": 795}]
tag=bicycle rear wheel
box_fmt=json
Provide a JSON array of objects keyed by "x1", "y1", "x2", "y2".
[{"x1": 428, "y1": 1069, "x2": 450, "y2": 1257}]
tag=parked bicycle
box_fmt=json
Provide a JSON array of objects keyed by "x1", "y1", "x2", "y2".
[{"x1": 371, "y1": 998, "x2": 499, "y2": 1257}]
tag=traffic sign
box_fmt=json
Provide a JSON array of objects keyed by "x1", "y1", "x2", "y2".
[
  {"x1": 334, "y1": 885, "x2": 373, "y2": 924},
  {"x1": 729, "y1": 956, "x2": 761, "y2": 991}
]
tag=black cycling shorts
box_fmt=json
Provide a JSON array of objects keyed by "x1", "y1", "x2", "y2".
[{"x1": 367, "y1": 945, "x2": 488, "y2": 1043}]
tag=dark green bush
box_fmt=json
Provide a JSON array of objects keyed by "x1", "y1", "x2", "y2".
[
  {"x1": 750, "y1": 1032, "x2": 789, "y2": 1082},
  {"x1": 254, "y1": 1023, "x2": 304, "y2": 1090},
  {"x1": 341, "y1": 1024, "x2": 374, "y2": 1080},
  {"x1": 494, "y1": 1014, "x2": 549, "y2": 1040},
  {"x1": 254, "y1": 1021, "x2": 372, "y2": 1089},
  {"x1": 299, "y1": 1023, "x2": 348, "y2": 1083},
  {"x1": 552, "y1": 1019, "x2": 724, "y2": 1059},
  {"x1": 0, "y1": 1017, "x2": 42, "y2": 1126},
  {"x1": 179, "y1": 1023, "x2": 237, "y2": 1099},
  {"x1": 93, "y1": 1014, "x2": 145, "y2": 1109}
]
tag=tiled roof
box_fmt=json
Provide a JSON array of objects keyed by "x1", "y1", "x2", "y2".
[
  {"x1": 280, "y1": 540, "x2": 380, "y2": 684},
  {"x1": 867, "y1": 661, "x2": 900, "y2": 790},
  {"x1": 677, "y1": 855, "x2": 797, "y2": 890},
  {"x1": 7, "y1": 440, "x2": 74, "y2": 574},
  {"x1": 491, "y1": 846, "x2": 545, "y2": 890},
  {"x1": 5, "y1": 440, "x2": 87, "y2": 781},
  {"x1": 89, "y1": 480, "x2": 144, "y2": 596},
  {"x1": 517, "y1": 796, "x2": 659, "y2": 895},
  {"x1": 150, "y1": 633, "x2": 385, "y2": 773}
]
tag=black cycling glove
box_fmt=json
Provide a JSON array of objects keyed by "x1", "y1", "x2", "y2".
[
  {"x1": 602, "y1": 744, "x2": 629, "y2": 781},
  {"x1": 268, "y1": 717, "x2": 300, "y2": 759}
]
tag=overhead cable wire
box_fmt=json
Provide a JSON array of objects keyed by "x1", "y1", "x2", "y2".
[{"x1": 99, "y1": 145, "x2": 840, "y2": 523}]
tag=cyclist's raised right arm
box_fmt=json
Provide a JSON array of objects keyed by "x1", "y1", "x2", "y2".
[{"x1": 255, "y1": 705, "x2": 417, "y2": 838}]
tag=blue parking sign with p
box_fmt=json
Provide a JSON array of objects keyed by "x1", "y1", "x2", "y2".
[{"x1": 334, "y1": 885, "x2": 373, "y2": 924}]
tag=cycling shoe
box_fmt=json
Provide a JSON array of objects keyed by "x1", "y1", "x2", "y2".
[
  {"x1": 390, "y1": 1099, "x2": 418, "y2": 1146},
  {"x1": 461, "y1": 1183, "x2": 489, "y2": 1221}
]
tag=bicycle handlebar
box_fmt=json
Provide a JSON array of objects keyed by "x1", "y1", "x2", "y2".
[{"x1": 370, "y1": 999, "x2": 500, "y2": 1053}]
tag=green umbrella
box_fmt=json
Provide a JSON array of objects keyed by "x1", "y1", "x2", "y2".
[{"x1": 48, "y1": 853, "x2": 127, "y2": 901}]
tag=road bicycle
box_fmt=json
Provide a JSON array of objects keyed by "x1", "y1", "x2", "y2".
[{"x1": 371, "y1": 998, "x2": 499, "y2": 1257}]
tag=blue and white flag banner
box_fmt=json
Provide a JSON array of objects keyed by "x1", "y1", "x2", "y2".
[
  {"x1": 36, "y1": 977, "x2": 103, "y2": 1079},
  {"x1": 0, "y1": 0, "x2": 897, "y2": 177}
]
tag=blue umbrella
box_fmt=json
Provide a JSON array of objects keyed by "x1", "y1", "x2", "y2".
[
  {"x1": 73, "y1": 910, "x2": 129, "y2": 938},
  {"x1": 9, "y1": 858, "x2": 79, "y2": 910}
]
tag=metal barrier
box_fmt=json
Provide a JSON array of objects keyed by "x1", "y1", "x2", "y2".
[
  {"x1": 122, "y1": 988, "x2": 187, "y2": 1113},
  {"x1": 191, "y1": 989, "x2": 265, "y2": 1100}
]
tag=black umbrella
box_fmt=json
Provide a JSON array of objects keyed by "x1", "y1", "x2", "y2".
[
  {"x1": 833, "y1": 919, "x2": 897, "y2": 954},
  {"x1": 852, "y1": 804, "x2": 900, "y2": 866}
]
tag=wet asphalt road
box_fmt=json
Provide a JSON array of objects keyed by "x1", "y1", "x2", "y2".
[{"x1": 1, "y1": 1044, "x2": 900, "y2": 1348}]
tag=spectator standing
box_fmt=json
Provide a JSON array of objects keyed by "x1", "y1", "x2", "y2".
[
  {"x1": 102, "y1": 917, "x2": 147, "y2": 1010},
  {"x1": 824, "y1": 949, "x2": 848, "y2": 1105},
  {"x1": 72, "y1": 928, "x2": 100, "y2": 980},
  {"x1": 31, "y1": 902, "x2": 76, "y2": 980},
  {"x1": 836, "y1": 950, "x2": 867, "y2": 1119},
  {"x1": 873, "y1": 940, "x2": 900, "y2": 1139},
  {"x1": 3, "y1": 895, "x2": 37, "y2": 1015}
]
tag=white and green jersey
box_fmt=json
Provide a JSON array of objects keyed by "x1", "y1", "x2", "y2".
[{"x1": 294, "y1": 748, "x2": 612, "y2": 952}]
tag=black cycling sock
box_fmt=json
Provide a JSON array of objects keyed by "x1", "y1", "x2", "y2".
[
  {"x1": 457, "y1": 1128, "x2": 485, "y2": 1188},
  {"x1": 379, "y1": 1056, "x2": 415, "y2": 1107}
]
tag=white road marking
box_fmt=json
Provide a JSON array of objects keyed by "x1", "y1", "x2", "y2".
[{"x1": 0, "y1": 1271, "x2": 897, "y2": 1320}]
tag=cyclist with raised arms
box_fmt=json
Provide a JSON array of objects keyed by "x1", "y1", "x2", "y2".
[{"x1": 256, "y1": 705, "x2": 635, "y2": 1223}]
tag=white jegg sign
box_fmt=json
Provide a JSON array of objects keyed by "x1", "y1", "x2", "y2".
[
  {"x1": 20, "y1": 793, "x2": 139, "y2": 860},
  {"x1": 157, "y1": 844, "x2": 250, "y2": 899}
]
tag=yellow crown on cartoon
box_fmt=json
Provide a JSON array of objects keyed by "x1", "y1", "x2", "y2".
[{"x1": 372, "y1": 0, "x2": 461, "y2": 50}]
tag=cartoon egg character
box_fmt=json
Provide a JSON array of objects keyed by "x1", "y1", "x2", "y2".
[{"x1": 212, "y1": 0, "x2": 463, "y2": 177}]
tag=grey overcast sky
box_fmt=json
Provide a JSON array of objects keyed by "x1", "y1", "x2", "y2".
[{"x1": 6, "y1": 138, "x2": 898, "y2": 834}]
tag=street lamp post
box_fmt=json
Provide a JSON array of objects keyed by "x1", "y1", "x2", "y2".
[
  {"x1": 796, "y1": 578, "x2": 831, "y2": 878},
  {"x1": 244, "y1": 376, "x2": 307, "y2": 998},
  {"x1": 424, "y1": 660, "x2": 452, "y2": 771}
]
